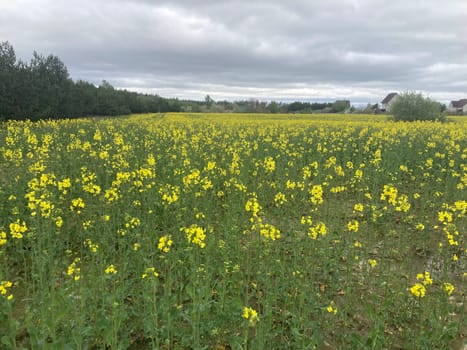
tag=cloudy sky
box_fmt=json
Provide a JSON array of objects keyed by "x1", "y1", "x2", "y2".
[{"x1": 1, "y1": 0, "x2": 466, "y2": 103}]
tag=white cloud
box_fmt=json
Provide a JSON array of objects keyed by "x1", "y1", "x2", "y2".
[{"x1": 1, "y1": 0, "x2": 466, "y2": 102}]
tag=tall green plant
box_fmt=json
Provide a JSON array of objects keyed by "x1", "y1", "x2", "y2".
[{"x1": 390, "y1": 92, "x2": 444, "y2": 122}]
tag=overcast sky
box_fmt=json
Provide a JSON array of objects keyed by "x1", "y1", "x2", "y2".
[{"x1": 1, "y1": 0, "x2": 466, "y2": 103}]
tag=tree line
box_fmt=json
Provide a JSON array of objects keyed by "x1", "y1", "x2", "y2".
[
  {"x1": 1, "y1": 41, "x2": 353, "y2": 120},
  {"x1": 0, "y1": 41, "x2": 183, "y2": 121}
]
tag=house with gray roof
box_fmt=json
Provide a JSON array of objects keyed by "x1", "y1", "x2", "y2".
[
  {"x1": 447, "y1": 99, "x2": 467, "y2": 114},
  {"x1": 380, "y1": 93, "x2": 398, "y2": 112}
]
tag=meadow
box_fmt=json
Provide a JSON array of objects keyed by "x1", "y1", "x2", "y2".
[{"x1": 0, "y1": 113, "x2": 465, "y2": 349}]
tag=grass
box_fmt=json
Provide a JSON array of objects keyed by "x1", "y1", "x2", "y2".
[{"x1": 0, "y1": 113, "x2": 465, "y2": 349}]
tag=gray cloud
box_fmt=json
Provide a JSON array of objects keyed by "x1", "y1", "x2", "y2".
[{"x1": 1, "y1": 0, "x2": 466, "y2": 103}]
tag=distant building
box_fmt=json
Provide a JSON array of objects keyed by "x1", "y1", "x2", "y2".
[
  {"x1": 447, "y1": 99, "x2": 467, "y2": 114},
  {"x1": 380, "y1": 93, "x2": 398, "y2": 112}
]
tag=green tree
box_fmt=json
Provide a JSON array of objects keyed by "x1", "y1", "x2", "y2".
[
  {"x1": 29, "y1": 52, "x2": 73, "y2": 119},
  {"x1": 332, "y1": 100, "x2": 350, "y2": 113},
  {"x1": 0, "y1": 41, "x2": 17, "y2": 119},
  {"x1": 205, "y1": 94, "x2": 214, "y2": 109},
  {"x1": 390, "y1": 92, "x2": 444, "y2": 122},
  {"x1": 267, "y1": 101, "x2": 279, "y2": 113}
]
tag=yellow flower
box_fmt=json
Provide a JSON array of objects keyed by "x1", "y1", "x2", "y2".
[
  {"x1": 147, "y1": 154, "x2": 156, "y2": 166},
  {"x1": 245, "y1": 197, "x2": 261, "y2": 217},
  {"x1": 67, "y1": 258, "x2": 81, "y2": 281},
  {"x1": 158, "y1": 235, "x2": 173, "y2": 252},
  {"x1": 438, "y1": 211, "x2": 452, "y2": 223},
  {"x1": 125, "y1": 217, "x2": 141, "y2": 229},
  {"x1": 104, "y1": 188, "x2": 120, "y2": 203},
  {"x1": 258, "y1": 223, "x2": 281, "y2": 241},
  {"x1": 159, "y1": 184, "x2": 180, "y2": 204},
  {"x1": 263, "y1": 156, "x2": 276, "y2": 173},
  {"x1": 9, "y1": 219, "x2": 27, "y2": 239},
  {"x1": 57, "y1": 178, "x2": 71, "y2": 193},
  {"x1": 353, "y1": 203, "x2": 364, "y2": 212},
  {"x1": 347, "y1": 220, "x2": 359, "y2": 233},
  {"x1": 0, "y1": 231, "x2": 7, "y2": 246},
  {"x1": 368, "y1": 259, "x2": 377, "y2": 268},
  {"x1": 242, "y1": 306, "x2": 259, "y2": 325},
  {"x1": 443, "y1": 283, "x2": 455, "y2": 295},
  {"x1": 410, "y1": 283, "x2": 426, "y2": 298},
  {"x1": 416, "y1": 271, "x2": 433, "y2": 285},
  {"x1": 70, "y1": 198, "x2": 85, "y2": 213},
  {"x1": 104, "y1": 264, "x2": 117, "y2": 275},
  {"x1": 399, "y1": 165, "x2": 409, "y2": 172},
  {"x1": 310, "y1": 185, "x2": 324, "y2": 205},
  {"x1": 274, "y1": 192, "x2": 287, "y2": 206},
  {"x1": 55, "y1": 216, "x2": 64, "y2": 228},
  {"x1": 182, "y1": 225, "x2": 206, "y2": 248},
  {"x1": 84, "y1": 238, "x2": 99, "y2": 253},
  {"x1": 0, "y1": 281, "x2": 13, "y2": 300},
  {"x1": 308, "y1": 222, "x2": 327, "y2": 239},
  {"x1": 326, "y1": 303, "x2": 337, "y2": 315},
  {"x1": 142, "y1": 267, "x2": 159, "y2": 279}
]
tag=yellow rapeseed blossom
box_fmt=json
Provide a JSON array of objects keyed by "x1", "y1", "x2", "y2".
[
  {"x1": 55, "y1": 216, "x2": 64, "y2": 228},
  {"x1": 415, "y1": 223, "x2": 425, "y2": 231},
  {"x1": 399, "y1": 165, "x2": 409, "y2": 172},
  {"x1": 84, "y1": 238, "x2": 99, "y2": 253},
  {"x1": 347, "y1": 220, "x2": 359, "y2": 233},
  {"x1": 438, "y1": 211, "x2": 453, "y2": 223},
  {"x1": 381, "y1": 185, "x2": 398, "y2": 205},
  {"x1": 263, "y1": 156, "x2": 276, "y2": 173},
  {"x1": 326, "y1": 303, "x2": 337, "y2": 315},
  {"x1": 9, "y1": 219, "x2": 27, "y2": 239},
  {"x1": 245, "y1": 197, "x2": 261, "y2": 217},
  {"x1": 310, "y1": 184, "x2": 324, "y2": 205},
  {"x1": 274, "y1": 192, "x2": 287, "y2": 206},
  {"x1": 410, "y1": 283, "x2": 426, "y2": 298},
  {"x1": 416, "y1": 271, "x2": 433, "y2": 285},
  {"x1": 0, "y1": 231, "x2": 7, "y2": 246},
  {"x1": 158, "y1": 235, "x2": 173, "y2": 253},
  {"x1": 67, "y1": 258, "x2": 81, "y2": 281},
  {"x1": 395, "y1": 194, "x2": 411, "y2": 212},
  {"x1": 125, "y1": 217, "x2": 141, "y2": 229},
  {"x1": 104, "y1": 264, "x2": 117, "y2": 275},
  {"x1": 308, "y1": 222, "x2": 327, "y2": 239},
  {"x1": 142, "y1": 267, "x2": 159, "y2": 279},
  {"x1": 182, "y1": 225, "x2": 206, "y2": 248},
  {"x1": 443, "y1": 282, "x2": 455, "y2": 295},
  {"x1": 355, "y1": 169, "x2": 363, "y2": 179},
  {"x1": 159, "y1": 184, "x2": 180, "y2": 204},
  {"x1": 104, "y1": 187, "x2": 120, "y2": 203},
  {"x1": 354, "y1": 203, "x2": 364, "y2": 212},
  {"x1": 330, "y1": 186, "x2": 346, "y2": 193},
  {"x1": 70, "y1": 198, "x2": 85, "y2": 213},
  {"x1": 0, "y1": 281, "x2": 13, "y2": 300},
  {"x1": 258, "y1": 223, "x2": 281, "y2": 241},
  {"x1": 242, "y1": 306, "x2": 259, "y2": 326}
]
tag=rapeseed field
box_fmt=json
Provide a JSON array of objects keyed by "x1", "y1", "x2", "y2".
[{"x1": 0, "y1": 113, "x2": 465, "y2": 349}]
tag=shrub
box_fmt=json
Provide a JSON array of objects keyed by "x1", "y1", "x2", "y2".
[{"x1": 390, "y1": 92, "x2": 444, "y2": 122}]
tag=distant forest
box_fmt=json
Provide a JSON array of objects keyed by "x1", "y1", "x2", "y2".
[{"x1": 0, "y1": 41, "x2": 355, "y2": 120}]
